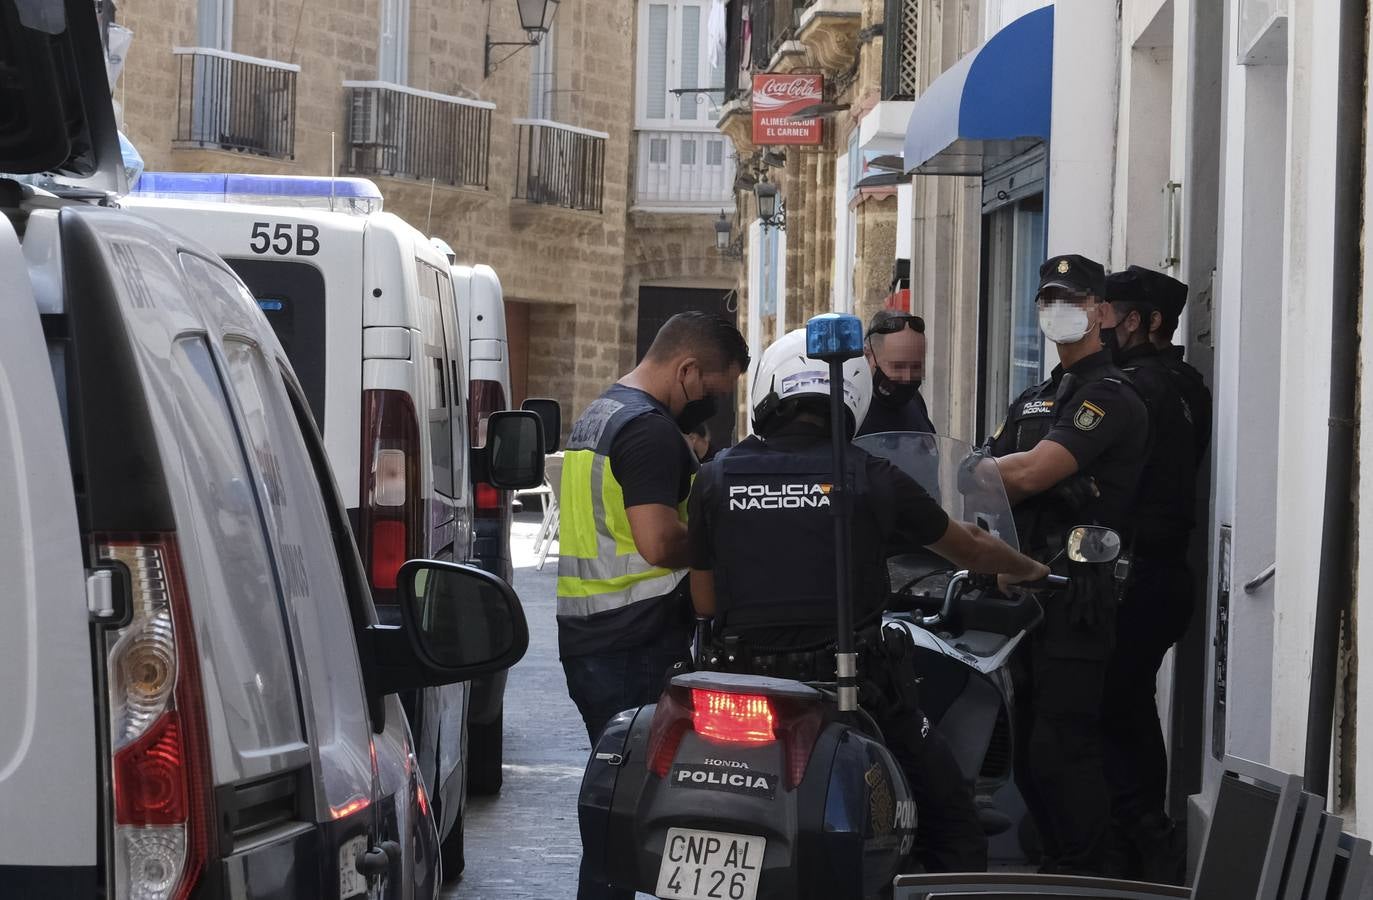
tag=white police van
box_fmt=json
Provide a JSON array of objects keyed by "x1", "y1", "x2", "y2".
[
  {"x1": 126, "y1": 172, "x2": 488, "y2": 875},
  {"x1": 0, "y1": 1, "x2": 543, "y2": 896},
  {"x1": 429, "y1": 241, "x2": 519, "y2": 795}
]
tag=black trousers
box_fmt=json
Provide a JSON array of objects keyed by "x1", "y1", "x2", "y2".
[
  {"x1": 1101, "y1": 557, "x2": 1194, "y2": 870},
  {"x1": 864, "y1": 651, "x2": 988, "y2": 874},
  {"x1": 1014, "y1": 592, "x2": 1115, "y2": 875}
]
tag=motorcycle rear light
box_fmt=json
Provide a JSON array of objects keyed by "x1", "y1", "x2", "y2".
[
  {"x1": 646, "y1": 689, "x2": 694, "y2": 778},
  {"x1": 369, "y1": 519, "x2": 407, "y2": 590},
  {"x1": 100, "y1": 538, "x2": 213, "y2": 900},
  {"x1": 692, "y1": 690, "x2": 777, "y2": 745}
]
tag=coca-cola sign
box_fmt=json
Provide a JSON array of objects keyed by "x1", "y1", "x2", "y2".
[{"x1": 752, "y1": 74, "x2": 823, "y2": 145}]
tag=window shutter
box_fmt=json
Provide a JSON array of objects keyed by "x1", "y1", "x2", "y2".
[
  {"x1": 678, "y1": 5, "x2": 701, "y2": 120},
  {"x1": 646, "y1": 5, "x2": 670, "y2": 119}
]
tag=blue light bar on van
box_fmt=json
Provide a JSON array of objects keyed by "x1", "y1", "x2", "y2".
[
  {"x1": 131, "y1": 172, "x2": 384, "y2": 214},
  {"x1": 256, "y1": 299, "x2": 286, "y2": 312}
]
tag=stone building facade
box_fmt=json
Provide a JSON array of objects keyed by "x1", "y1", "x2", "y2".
[{"x1": 114, "y1": 0, "x2": 740, "y2": 431}]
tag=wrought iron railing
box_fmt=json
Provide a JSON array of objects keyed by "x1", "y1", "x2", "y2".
[
  {"x1": 881, "y1": 0, "x2": 919, "y2": 100},
  {"x1": 342, "y1": 82, "x2": 493, "y2": 188},
  {"x1": 513, "y1": 120, "x2": 607, "y2": 212},
  {"x1": 173, "y1": 48, "x2": 298, "y2": 159}
]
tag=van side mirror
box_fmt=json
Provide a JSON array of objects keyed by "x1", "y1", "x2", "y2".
[
  {"x1": 521, "y1": 398, "x2": 562, "y2": 452},
  {"x1": 472, "y1": 409, "x2": 545, "y2": 490},
  {"x1": 1066, "y1": 526, "x2": 1122, "y2": 564},
  {"x1": 365, "y1": 561, "x2": 529, "y2": 696}
]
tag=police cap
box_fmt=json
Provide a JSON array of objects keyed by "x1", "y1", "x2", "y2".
[
  {"x1": 1104, "y1": 267, "x2": 1156, "y2": 313},
  {"x1": 1038, "y1": 254, "x2": 1106, "y2": 298},
  {"x1": 1122, "y1": 265, "x2": 1189, "y2": 322}
]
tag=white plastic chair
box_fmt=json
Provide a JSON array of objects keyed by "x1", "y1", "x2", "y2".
[{"x1": 534, "y1": 453, "x2": 563, "y2": 570}]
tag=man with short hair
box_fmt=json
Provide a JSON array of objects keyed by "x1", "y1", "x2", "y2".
[
  {"x1": 1148, "y1": 279, "x2": 1212, "y2": 459},
  {"x1": 683, "y1": 420, "x2": 713, "y2": 462},
  {"x1": 558, "y1": 310, "x2": 749, "y2": 744},
  {"x1": 1098, "y1": 266, "x2": 1200, "y2": 882},
  {"x1": 857, "y1": 309, "x2": 936, "y2": 436}
]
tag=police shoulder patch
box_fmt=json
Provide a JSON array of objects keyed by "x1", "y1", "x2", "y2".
[{"x1": 1074, "y1": 400, "x2": 1106, "y2": 431}]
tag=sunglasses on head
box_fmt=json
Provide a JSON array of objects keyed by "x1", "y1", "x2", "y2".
[{"x1": 867, "y1": 314, "x2": 926, "y2": 338}]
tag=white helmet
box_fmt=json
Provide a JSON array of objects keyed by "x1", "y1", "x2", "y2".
[{"x1": 749, "y1": 327, "x2": 872, "y2": 436}]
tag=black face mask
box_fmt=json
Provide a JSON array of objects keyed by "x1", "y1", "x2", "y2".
[
  {"x1": 872, "y1": 366, "x2": 920, "y2": 407},
  {"x1": 677, "y1": 395, "x2": 719, "y2": 432},
  {"x1": 1100, "y1": 325, "x2": 1121, "y2": 361}
]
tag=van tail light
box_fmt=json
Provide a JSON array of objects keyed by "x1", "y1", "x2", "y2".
[
  {"x1": 360, "y1": 390, "x2": 424, "y2": 602},
  {"x1": 100, "y1": 537, "x2": 213, "y2": 900},
  {"x1": 645, "y1": 686, "x2": 824, "y2": 790},
  {"x1": 469, "y1": 380, "x2": 511, "y2": 521}
]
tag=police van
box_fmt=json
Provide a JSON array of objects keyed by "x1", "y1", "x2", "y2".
[
  {"x1": 125, "y1": 173, "x2": 487, "y2": 874},
  {"x1": 429, "y1": 242, "x2": 519, "y2": 794},
  {"x1": 0, "y1": 0, "x2": 542, "y2": 896}
]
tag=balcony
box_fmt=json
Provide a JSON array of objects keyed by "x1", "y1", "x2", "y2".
[
  {"x1": 793, "y1": 0, "x2": 863, "y2": 76},
  {"x1": 881, "y1": 0, "x2": 919, "y2": 100},
  {"x1": 343, "y1": 82, "x2": 494, "y2": 189},
  {"x1": 513, "y1": 120, "x2": 607, "y2": 213},
  {"x1": 173, "y1": 48, "x2": 298, "y2": 159},
  {"x1": 634, "y1": 130, "x2": 736, "y2": 210}
]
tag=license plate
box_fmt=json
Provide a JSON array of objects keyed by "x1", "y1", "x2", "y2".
[
  {"x1": 339, "y1": 835, "x2": 369, "y2": 899},
  {"x1": 656, "y1": 828, "x2": 765, "y2": 900}
]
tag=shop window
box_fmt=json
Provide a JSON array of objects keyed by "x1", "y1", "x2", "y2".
[{"x1": 979, "y1": 147, "x2": 1047, "y2": 437}]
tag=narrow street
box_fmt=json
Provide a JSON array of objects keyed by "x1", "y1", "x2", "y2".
[{"x1": 448, "y1": 513, "x2": 649, "y2": 899}]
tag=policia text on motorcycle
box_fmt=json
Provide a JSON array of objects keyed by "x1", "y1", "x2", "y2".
[
  {"x1": 687, "y1": 328, "x2": 1049, "y2": 873},
  {"x1": 979, "y1": 254, "x2": 1150, "y2": 876}
]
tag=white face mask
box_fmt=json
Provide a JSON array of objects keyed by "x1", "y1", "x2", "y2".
[{"x1": 1038, "y1": 302, "x2": 1092, "y2": 344}]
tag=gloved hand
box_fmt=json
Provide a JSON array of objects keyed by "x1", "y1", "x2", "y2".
[
  {"x1": 1050, "y1": 474, "x2": 1100, "y2": 511},
  {"x1": 957, "y1": 447, "x2": 995, "y2": 496},
  {"x1": 1063, "y1": 558, "x2": 1117, "y2": 630}
]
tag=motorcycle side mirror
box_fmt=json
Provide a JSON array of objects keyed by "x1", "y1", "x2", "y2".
[{"x1": 1066, "y1": 526, "x2": 1123, "y2": 564}]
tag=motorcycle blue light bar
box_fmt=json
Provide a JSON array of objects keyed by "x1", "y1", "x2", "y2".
[
  {"x1": 806, "y1": 313, "x2": 864, "y2": 362},
  {"x1": 131, "y1": 172, "x2": 384, "y2": 213}
]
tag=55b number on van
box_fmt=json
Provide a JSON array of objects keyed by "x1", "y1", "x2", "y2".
[{"x1": 249, "y1": 222, "x2": 321, "y2": 256}]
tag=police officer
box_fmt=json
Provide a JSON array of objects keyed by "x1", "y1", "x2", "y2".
[
  {"x1": 981, "y1": 254, "x2": 1149, "y2": 875},
  {"x1": 1148, "y1": 277, "x2": 1212, "y2": 460},
  {"x1": 1099, "y1": 267, "x2": 1199, "y2": 882},
  {"x1": 688, "y1": 328, "x2": 1050, "y2": 873},
  {"x1": 858, "y1": 309, "x2": 936, "y2": 435}
]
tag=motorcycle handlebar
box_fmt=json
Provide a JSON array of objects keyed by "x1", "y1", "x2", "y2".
[{"x1": 1013, "y1": 574, "x2": 1070, "y2": 591}]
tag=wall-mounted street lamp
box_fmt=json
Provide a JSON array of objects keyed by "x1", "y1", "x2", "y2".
[
  {"x1": 754, "y1": 180, "x2": 785, "y2": 229},
  {"x1": 484, "y1": 0, "x2": 560, "y2": 78},
  {"x1": 714, "y1": 210, "x2": 744, "y2": 259}
]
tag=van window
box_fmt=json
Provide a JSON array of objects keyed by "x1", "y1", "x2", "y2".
[
  {"x1": 168, "y1": 333, "x2": 306, "y2": 780},
  {"x1": 226, "y1": 258, "x2": 329, "y2": 428},
  {"x1": 220, "y1": 336, "x2": 374, "y2": 815},
  {"x1": 435, "y1": 266, "x2": 470, "y2": 485},
  {"x1": 417, "y1": 260, "x2": 455, "y2": 497}
]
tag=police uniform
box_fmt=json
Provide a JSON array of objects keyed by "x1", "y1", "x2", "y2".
[
  {"x1": 689, "y1": 418, "x2": 988, "y2": 873},
  {"x1": 1100, "y1": 268, "x2": 1202, "y2": 882},
  {"x1": 984, "y1": 254, "x2": 1149, "y2": 875}
]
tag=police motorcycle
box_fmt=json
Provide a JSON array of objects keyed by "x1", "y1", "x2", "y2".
[{"x1": 577, "y1": 314, "x2": 1122, "y2": 900}]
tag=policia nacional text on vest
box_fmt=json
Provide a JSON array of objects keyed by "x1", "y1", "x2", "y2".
[{"x1": 557, "y1": 386, "x2": 692, "y2": 658}]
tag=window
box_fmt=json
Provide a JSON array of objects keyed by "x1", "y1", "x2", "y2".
[
  {"x1": 197, "y1": 0, "x2": 234, "y2": 49},
  {"x1": 706, "y1": 139, "x2": 724, "y2": 166},
  {"x1": 528, "y1": 24, "x2": 558, "y2": 119},
  {"x1": 980, "y1": 149, "x2": 1046, "y2": 435},
  {"x1": 228, "y1": 258, "x2": 329, "y2": 429},
  {"x1": 221, "y1": 338, "x2": 375, "y2": 813},
  {"x1": 168, "y1": 333, "x2": 306, "y2": 775},
  {"x1": 379, "y1": 0, "x2": 410, "y2": 84},
  {"x1": 416, "y1": 260, "x2": 456, "y2": 497},
  {"x1": 637, "y1": 0, "x2": 725, "y2": 128}
]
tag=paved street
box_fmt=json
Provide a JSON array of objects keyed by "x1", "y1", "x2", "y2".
[{"x1": 447, "y1": 512, "x2": 646, "y2": 899}]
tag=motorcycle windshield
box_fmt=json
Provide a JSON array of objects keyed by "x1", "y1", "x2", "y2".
[{"x1": 854, "y1": 432, "x2": 1019, "y2": 554}]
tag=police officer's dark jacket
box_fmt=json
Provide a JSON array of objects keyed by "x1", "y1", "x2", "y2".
[
  {"x1": 687, "y1": 419, "x2": 949, "y2": 650},
  {"x1": 856, "y1": 389, "x2": 936, "y2": 437},
  {"x1": 1162, "y1": 345, "x2": 1213, "y2": 460},
  {"x1": 985, "y1": 349, "x2": 1149, "y2": 554},
  {"x1": 1117, "y1": 343, "x2": 1198, "y2": 556}
]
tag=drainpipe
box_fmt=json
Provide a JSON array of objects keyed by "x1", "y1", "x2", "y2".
[{"x1": 1304, "y1": 0, "x2": 1367, "y2": 797}]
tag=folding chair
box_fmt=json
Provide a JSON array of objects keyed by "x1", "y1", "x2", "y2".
[
  {"x1": 1278, "y1": 792, "x2": 1328, "y2": 900},
  {"x1": 1307, "y1": 824, "x2": 1372, "y2": 900},
  {"x1": 893, "y1": 755, "x2": 1302, "y2": 900},
  {"x1": 535, "y1": 452, "x2": 563, "y2": 570}
]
